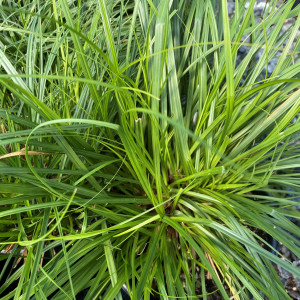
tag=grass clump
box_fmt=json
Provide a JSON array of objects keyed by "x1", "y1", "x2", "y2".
[{"x1": 0, "y1": 0, "x2": 300, "y2": 299}]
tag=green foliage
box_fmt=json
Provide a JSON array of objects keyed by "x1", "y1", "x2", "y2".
[{"x1": 0, "y1": 0, "x2": 300, "y2": 299}]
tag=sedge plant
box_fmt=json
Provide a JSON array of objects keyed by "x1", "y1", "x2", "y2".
[{"x1": 0, "y1": 0, "x2": 300, "y2": 299}]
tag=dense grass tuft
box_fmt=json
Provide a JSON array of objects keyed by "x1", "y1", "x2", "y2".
[{"x1": 0, "y1": 0, "x2": 300, "y2": 299}]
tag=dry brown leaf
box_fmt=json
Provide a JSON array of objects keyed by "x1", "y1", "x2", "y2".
[
  {"x1": 0, "y1": 148, "x2": 53, "y2": 160},
  {"x1": 205, "y1": 252, "x2": 220, "y2": 281},
  {"x1": 1, "y1": 123, "x2": 6, "y2": 134},
  {"x1": 14, "y1": 247, "x2": 28, "y2": 269},
  {"x1": 0, "y1": 243, "x2": 15, "y2": 254}
]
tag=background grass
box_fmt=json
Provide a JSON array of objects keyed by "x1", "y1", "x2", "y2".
[{"x1": 0, "y1": 0, "x2": 300, "y2": 299}]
